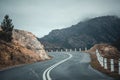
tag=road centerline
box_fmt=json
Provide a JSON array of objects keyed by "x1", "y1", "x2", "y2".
[{"x1": 42, "y1": 53, "x2": 72, "y2": 80}]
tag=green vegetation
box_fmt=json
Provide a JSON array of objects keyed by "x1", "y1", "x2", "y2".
[{"x1": 0, "y1": 15, "x2": 14, "y2": 42}]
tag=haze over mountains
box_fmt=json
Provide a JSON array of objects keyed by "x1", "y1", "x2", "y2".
[{"x1": 39, "y1": 16, "x2": 120, "y2": 50}]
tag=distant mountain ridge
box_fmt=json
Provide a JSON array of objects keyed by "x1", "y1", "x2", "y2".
[{"x1": 39, "y1": 16, "x2": 120, "y2": 49}]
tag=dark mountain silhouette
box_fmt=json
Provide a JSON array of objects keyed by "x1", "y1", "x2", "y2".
[{"x1": 39, "y1": 16, "x2": 120, "y2": 50}]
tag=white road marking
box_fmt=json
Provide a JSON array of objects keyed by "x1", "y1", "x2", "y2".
[{"x1": 43, "y1": 53, "x2": 72, "y2": 80}]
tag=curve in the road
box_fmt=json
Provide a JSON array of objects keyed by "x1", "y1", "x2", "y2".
[{"x1": 43, "y1": 53, "x2": 72, "y2": 80}]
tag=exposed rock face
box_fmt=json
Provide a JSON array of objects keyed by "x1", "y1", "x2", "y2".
[
  {"x1": 39, "y1": 16, "x2": 120, "y2": 49},
  {"x1": 0, "y1": 40, "x2": 41, "y2": 68},
  {"x1": 13, "y1": 29, "x2": 50, "y2": 60},
  {"x1": 0, "y1": 29, "x2": 50, "y2": 69}
]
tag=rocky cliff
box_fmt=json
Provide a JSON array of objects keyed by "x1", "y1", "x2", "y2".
[
  {"x1": 39, "y1": 16, "x2": 120, "y2": 49},
  {"x1": 0, "y1": 29, "x2": 50, "y2": 69},
  {"x1": 13, "y1": 29, "x2": 50, "y2": 60},
  {"x1": 112, "y1": 38, "x2": 120, "y2": 51}
]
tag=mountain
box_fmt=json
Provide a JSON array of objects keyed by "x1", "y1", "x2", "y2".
[
  {"x1": 0, "y1": 29, "x2": 50, "y2": 69},
  {"x1": 39, "y1": 16, "x2": 120, "y2": 50}
]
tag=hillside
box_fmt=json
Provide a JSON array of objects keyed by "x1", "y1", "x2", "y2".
[
  {"x1": 87, "y1": 43, "x2": 120, "y2": 79},
  {"x1": 0, "y1": 29, "x2": 50, "y2": 69},
  {"x1": 112, "y1": 38, "x2": 120, "y2": 51},
  {"x1": 88, "y1": 43, "x2": 120, "y2": 58},
  {"x1": 39, "y1": 16, "x2": 120, "y2": 49}
]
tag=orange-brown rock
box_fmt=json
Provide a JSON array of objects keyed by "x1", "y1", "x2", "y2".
[
  {"x1": 88, "y1": 44, "x2": 120, "y2": 59},
  {"x1": 0, "y1": 29, "x2": 50, "y2": 70},
  {"x1": 13, "y1": 29, "x2": 50, "y2": 60}
]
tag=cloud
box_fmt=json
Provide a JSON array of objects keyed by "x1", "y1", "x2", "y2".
[{"x1": 0, "y1": 0, "x2": 120, "y2": 37}]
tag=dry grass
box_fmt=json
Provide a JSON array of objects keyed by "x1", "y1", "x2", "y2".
[
  {"x1": 89, "y1": 44, "x2": 120, "y2": 58},
  {"x1": 87, "y1": 43, "x2": 120, "y2": 79},
  {"x1": 88, "y1": 44, "x2": 120, "y2": 80},
  {"x1": 88, "y1": 52, "x2": 120, "y2": 79},
  {"x1": 0, "y1": 40, "x2": 42, "y2": 70}
]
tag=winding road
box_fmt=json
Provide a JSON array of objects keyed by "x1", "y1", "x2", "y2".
[
  {"x1": 43, "y1": 53, "x2": 72, "y2": 80},
  {"x1": 0, "y1": 52, "x2": 114, "y2": 80}
]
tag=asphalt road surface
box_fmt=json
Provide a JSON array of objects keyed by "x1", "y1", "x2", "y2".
[{"x1": 0, "y1": 52, "x2": 114, "y2": 80}]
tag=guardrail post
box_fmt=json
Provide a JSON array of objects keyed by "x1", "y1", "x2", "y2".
[
  {"x1": 65, "y1": 49, "x2": 67, "y2": 52},
  {"x1": 96, "y1": 49, "x2": 98, "y2": 54},
  {"x1": 85, "y1": 47, "x2": 87, "y2": 51},
  {"x1": 79, "y1": 48, "x2": 81, "y2": 52},
  {"x1": 118, "y1": 59, "x2": 120, "y2": 75},
  {"x1": 96, "y1": 49, "x2": 99, "y2": 61},
  {"x1": 104, "y1": 58, "x2": 108, "y2": 69},
  {"x1": 110, "y1": 59, "x2": 114, "y2": 72},
  {"x1": 96, "y1": 49, "x2": 104, "y2": 67},
  {"x1": 75, "y1": 48, "x2": 77, "y2": 52},
  {"x1": 70, "y1": 49, "x2": 72, "y2": 52},
  {"x1": 101, "y1": 57, "x2": 104, "y2": 67},
  {"x1": 61, "y1": 49, "x2": 62, "y2": 52},
  {"x1": 99, "y1": 56, "x2": 104, "y2": 67},
  {"x1": 51, "y1": 50, "x2": 53, "y2": 52}
]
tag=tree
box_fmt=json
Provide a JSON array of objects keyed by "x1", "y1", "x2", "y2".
[
  {"x1": 1, "y1": 15, "x2": 14, "y2": 32},
  {"x1": 0, "y1": 15, "x2": 14, "y2": 42}
]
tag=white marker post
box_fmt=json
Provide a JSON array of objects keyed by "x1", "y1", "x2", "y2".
[
  {"x1": 85, "y1": 47, "x2": 87, "y2": 51},
  {"x1": 96, "y1": 49, "x2": 98, "y2": 54},
  {"x1": 101, "y1": 57, "x2": 104, "y2": 67},
  {"x1": 119, "y1": 59, "x2": 120, "y2": 75},
  {"x1": 104, "y1": 58, "x2": 108, "y2": 69},
  {"x1": 65, "y1": 49, "x2": 67, "y2": 52},
  {"x1": 75, "y1": 48, "x2": 77, "y2": 52},
  {"x1": 51, "y1": 50, "x2": 53, "y2": 52},
  {"x1": 99, "y1": 56, "x2": 104, "y2": 67},
  {"x1": 79, "y1": 48, "x2": 81, "y2": 52},
  {"x1": 70, "y1": 49, "x2": 71, "y2": 52},
  {"x1": 110, "y1": 59, "x2": 114, "y2": 72}
]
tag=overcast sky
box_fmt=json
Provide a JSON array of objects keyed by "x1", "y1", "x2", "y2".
[{"x1": 0, "y1": 0, "x2": 120, "y2": 37}]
